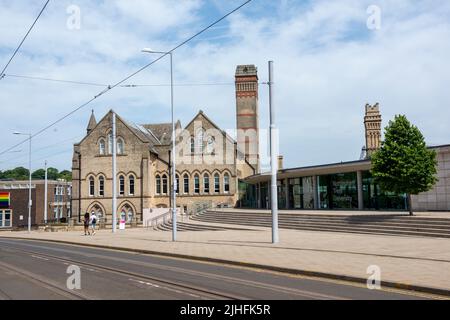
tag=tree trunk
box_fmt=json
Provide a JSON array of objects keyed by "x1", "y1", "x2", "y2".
[{"x1": 407, "y1": 194, "x2": 414, "y2": 216}]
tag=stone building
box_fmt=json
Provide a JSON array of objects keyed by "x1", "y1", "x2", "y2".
[{"x1": 71, "y1": 65, "x2": 260, "y2": 223}]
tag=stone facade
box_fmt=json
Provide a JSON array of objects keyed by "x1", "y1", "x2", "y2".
[
  {"x1": 412, "y1": 145, "x2": 450, "y2": 211},
  {"x1": 71, "y1": 65, "x2": 259, "y2": 223}
]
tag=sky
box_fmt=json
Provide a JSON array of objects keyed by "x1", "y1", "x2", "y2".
[{"x1": 0, "y1": 0, "x2": 449, "y2": 172}]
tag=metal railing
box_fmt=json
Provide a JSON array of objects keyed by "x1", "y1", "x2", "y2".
[{"x1": 146, "y1": 210, "x2": 171, "y2": 230}]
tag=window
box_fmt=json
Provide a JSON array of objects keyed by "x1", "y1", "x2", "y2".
[
  {"x1": 119, "y1": 176, "x2": 125, "y2": 196},
  {"x1": 224, "y1": 174, "x2": 230, "y2": 193},
  {"x1": 184, "y1": 174, "x2": 190, "y2": 194},
  {"x1": 99, "y1": 176, "x2": 105, "y2": 196},
  {"x1": 176, "y1": 175, "x2": 180, "y2": 194},
  {"x1": 156, "y1": 175, "x2": 161, "y2": 194},
  {"x1": 206, "y1": 136, "x2": 215, "y2": 154},
  {"x1": 108, "y1": 133, "x2": 113, "y2": 154},
  {"x1": 162, "y1": 175, "x2": 168, "y2": 194},
  {"x1": 117, "y1": 138, "x2": 124, "y2": 155},
  {"x1": 99, "y1": 139, "x2": 106, "y2": 155},
  {"x1": 195, "y1": 128, "x2": 205, "y2": 154},
  {"x1": 190, "y1": 137, "x2": 195, "y2": 155},
  {"x1": 129, "y1": 176, "x2": 135, "y2": 195},
  {"x1": 194, "y1": 175, "x2": 200, "y2": 194},
  {"x1": 203, "y1": 174, "x2": 210, "y2": 194},
  {"x1": 89, "y1": 177, "x2": 95, "y2": 196},
  {"x1": 214, "y1": 174, "x2": 220, "y2": 194},
  {"x1": 0, "y1": 210, "x2": 12, "y2": 228}
]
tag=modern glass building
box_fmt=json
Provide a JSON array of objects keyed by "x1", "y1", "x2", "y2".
[{"x1": 239, "y1": 160, "x2": 408, "y2": 211}]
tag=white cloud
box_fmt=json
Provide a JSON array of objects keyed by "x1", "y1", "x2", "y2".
[{"x1": 1, "y1": 0, "x2": 449, "y2": 172}]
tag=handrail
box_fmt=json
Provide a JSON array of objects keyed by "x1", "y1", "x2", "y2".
[{"x1": 146, "y1": 210, "x2": 171, "y2": 230}]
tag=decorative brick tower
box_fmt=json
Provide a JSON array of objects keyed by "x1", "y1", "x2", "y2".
[
  {"x1": 364, "y1": 103, "x2": 382, "y2": 157},
  {"x1": 235, "y1": 65, "x2": 260, "y2": 172}
]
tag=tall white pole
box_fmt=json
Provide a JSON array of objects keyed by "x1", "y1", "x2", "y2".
[
  {"x1": 112, "y1": 112, "x2": 117, "y2": 233},
  {"x1": 44, "y1": 160, "x2": 48, "y2": 224},
  {"x1": 268, "y1": 61, "x2": 279, "y2": 244},
  {"x1": 170, "y1": 53, "x2": 177, "y2": 242},
  {"x1": 28, "y1": 134, "x2": 32, "y2": 233}
]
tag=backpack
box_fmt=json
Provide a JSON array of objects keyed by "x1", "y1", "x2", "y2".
[{"x1": 92, "y1": 217, "x2": 97, "y2": 224}]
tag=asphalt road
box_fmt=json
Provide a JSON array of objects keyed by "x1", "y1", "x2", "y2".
[{"x1": 0, "y1": 238, "x2": 437, "y2": 300}]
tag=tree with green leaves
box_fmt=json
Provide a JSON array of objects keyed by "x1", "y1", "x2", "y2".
[
  {"x1": 371, "y1": 115, "x2": 438, "y2": 215},
  {"x1": 58, "y1": 170, "x2": 72, "y2": 181},
  {"x1": 32, "y1": 169, "x2": 46, "y2": 180},
  {"x1": 1, "y1": 167, "x2": 30, "y2": 180}
]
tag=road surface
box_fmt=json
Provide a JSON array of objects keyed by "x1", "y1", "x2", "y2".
[{"x1": 0, "y1": 238, "x2": 437, "y2": 300}]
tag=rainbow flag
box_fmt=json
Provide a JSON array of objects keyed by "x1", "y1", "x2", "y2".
[{"x1": 0, "y1": 192, "x2": 10, "y2": 209}]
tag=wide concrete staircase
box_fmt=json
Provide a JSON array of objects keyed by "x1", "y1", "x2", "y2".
[
  {"x1": 154, "y1": 221, "x2": 252, "y2": 232},
  {"x1": 191, "y1": 210, "x2": 450, "y2": 238}
]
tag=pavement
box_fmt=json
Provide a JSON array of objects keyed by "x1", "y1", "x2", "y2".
[{"x1": 1, "y1": 213, "x2": 450, "y2": 297}]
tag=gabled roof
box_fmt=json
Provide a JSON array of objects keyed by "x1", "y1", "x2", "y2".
[
  {"x1": 142, "y1": 123, "x2": 173, "y2": 145},
  {"x1": 184, "y1": 110, "x2": 236, "y2": 144}
]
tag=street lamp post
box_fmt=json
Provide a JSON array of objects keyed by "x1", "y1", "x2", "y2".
[
  {"x1": 142, "y1": 48, "x2": 177, "y2": 242},
  {"x1": 13, "y1": 132, "x2": 32, "y2": 233}
]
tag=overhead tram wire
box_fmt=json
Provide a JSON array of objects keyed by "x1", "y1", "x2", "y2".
[
  {"x1": 0, "y1": 0, "x2": 51, "y2": 78},
  {"x1": 0, "y1": 0, "x2": 253, "y2": 158},
  {"x1": 3, "y1": 74, "x2": 235, "y2": 87}
]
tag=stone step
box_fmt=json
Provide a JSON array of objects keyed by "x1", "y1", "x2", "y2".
[
  {"x1": 200, "y1": 212, "x2": 450, "y2": 226},
  {"x1": 193, "y1": 214, "x2": 450, "y2": 230},
  {"x1": 191, "y1": 216, "x2": 450, "y2": 238}
]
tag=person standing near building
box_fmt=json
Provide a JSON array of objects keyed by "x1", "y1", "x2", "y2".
[
  {"x1": 83, "y1": 212, "x2": 90, "y2": 236},
  {"x1": 90, "y1": 211, "x2": 97, "y2": 236}
]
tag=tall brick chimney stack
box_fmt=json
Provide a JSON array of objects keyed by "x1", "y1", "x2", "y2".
[
  {"x1": 235, "y1": 65, "x2": 260, "y2": 173},
  {"x1": 364, "y1": 103, "x2": 382, "y2": 158}
]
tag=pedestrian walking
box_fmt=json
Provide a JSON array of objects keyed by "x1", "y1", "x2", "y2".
[
  {"x1": 83, "y1": 212, "x2": 90, "y2": 236},
  {"x1": 90, "y1": 211, "x2": 98, "y2": 235}
]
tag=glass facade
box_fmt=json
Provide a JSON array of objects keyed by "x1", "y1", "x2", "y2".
[
  {"x1": 288, "y1": 177, "x2": 315, "y2": 209},
  {"x1": 362, "y1": 171, "x2": 407, "y2": 210},
  {"x1": 318, "y1": 173, "x2": 358, "y2": 210},
  {"x1": 240, "y1": 170, "x2": 408, "y2": 211}
]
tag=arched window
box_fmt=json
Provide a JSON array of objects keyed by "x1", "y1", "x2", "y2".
[
  {"x1": 203, "y1": 174, "x2": 210, "y2": 194},
  {"x1": 214, "y1": 174, "x2": 220, "y2": 194},
  {"x1": 108, "y1": 133, "x2": 113, "y2": 155},
  {"x1": 195, "y1": 128, "x2": 205, "y2": 154},
  {"x1": 99, "y1": 176, "x2": 105, "y2": 196},
  {"x1": 184, "y1": 174, "x2": 190, "y2": 194},
  {"x1": 117, "y1": 138, "x2": 124, "y2": 155},
  {"x1": 119, "y1": 175, "x2": 125, "y2": 196},
  {"x1": 89, "y1": 177, "x2": 95, "y2": 196},
  {"x1": 194, "y1": 174, "x2": 200, "y2": 194},
  {"x1": 176, "y1": 174, "x2": 180, "y2": 195},
  {"x1": 190, "y1": 136, "x2": 195, "y2": 155},
  {"x1": 162, "y1": 175, "x2": 168, "y2": 194},
  {"x1": 224, "y1": 173, "x2": 230, "y2": 193},
  {"x1": 99, "y1": 139, "x2": 106, "y2": 155},
  {"x1": 156, "y1": 175, "x2": 161, "y2": 195},
  {"x1": 129, "y1": 175, "x2": 135, "y2": 195},
  {"x1": 120, "y1": 204, "x2": 134, "y2": 223},
  {"x1": 206, "y1": 136, "x2": 215, "y2": 154}
]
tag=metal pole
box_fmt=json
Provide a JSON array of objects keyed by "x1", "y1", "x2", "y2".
[
  {"x1": 44, "y1": 160, "x2": 48, "y2": 224},
  {"x1": 112, "y1": 112, "x2": 117, "y2": 233},
  {"x1": 268, "y1": 61, "x2": 279, "y2": 244},
  {"x1": 170, "y1": 53, "x2": 177, "y2": 242},
  {"x1": 28, "y1": 134, "x2": 32, "y2": 233}
]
